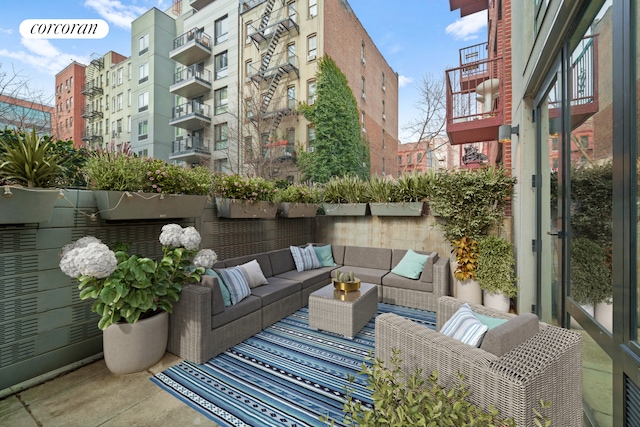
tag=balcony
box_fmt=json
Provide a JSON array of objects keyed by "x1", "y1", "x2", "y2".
[
  {"x1": 169, "y1": 136, "x2": 212, "y2": 164},
  {"x1": 170, "y1": 65, "x2": 212, "y2": 99},
  {"x1": 449, "y1": 0, "x2": 489, "y2": 17},
  {"x1": 445, "y1": 55, "x2": 503, "y2": 145},
  {"x1": 81, "y1": 82, "x2": 103, "y2": 98},
  {"x1": 170, "y1": 29, "x2": 212, "y2": 66},
  {"x1": 247, "y1": 11, "x2": 299, "y2": 46},
  {"x1": 81, "y1": 106, "x2": 104, "y2": 120},
  {"x1": 169, "y1": 100, "x2": 211, "y2": 131},
  {"x1": 80, "y1": 130, "x2": 103, "y2": 146},
  {"x1": 189, "y1": 0, "x2": 213, "y2": 11},
  {"x1": 247, "y1": 51, "x2": 299, "y2": 84}
]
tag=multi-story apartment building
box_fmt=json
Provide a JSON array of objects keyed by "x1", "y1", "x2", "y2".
[
  {"x1": 54, "y1": 62, "x2": 85, "y2": 147},
  {"x1": 0, "y1": 95, "x2": 55, "y2": 136},
  {"x1": 397, "y1": 137, "x2": 459, "y2": 174},
  {"x1": 240, "y1": 0, "x2": 399, "y2": 180}
]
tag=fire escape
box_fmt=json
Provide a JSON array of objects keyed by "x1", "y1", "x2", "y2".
[
  {"x1": 80, "y1": 54, "x2": 104, "y2": 147},
  {"x1": 246, "y1": 0, "x2": 299, "y2": 150}
]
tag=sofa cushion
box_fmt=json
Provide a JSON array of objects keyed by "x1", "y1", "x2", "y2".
[
  {"x1": 276, "y1": 266, "x2": 334, "y2": 289},
  {"x1": 391, "y1": 249, "x2": 437, "y2": 283},
  {"x1": 381, "y1": 272, "x2": 434, "y2": 293},
  {"x1": 474, "y1": 312, "x2": 508, "y2": 330},
  {"x1": 335, "y1": 266, "x2": 389, "y2": 285},
  {"x1": 268, "y1": 248, "x2": 297, "y2": 276},
  {"x1": 391, "y1": 249, "x2": 429, "y2": 279},
  {"x1": 440, "y1": 303, "x2": 488, "y2": 347},
  {"x1": 224, "y1": 253, "x2": 273, "y2": 278},
  {"x1": 480, "y1": 313, "x2": 539, "y2": 357},
  {"x1": 313, "y1": 244, "x2": 337, "y2": 267},
  {"x1": 251, "y1": 277, "x2": 302, "y2": 306},
  {"x1": 203, "y1": 269, "x2": 231, "y2": 307},
  {"x1": 331, "y1": 244, "x2": 345, "y2": 265},
  {"x1": 217, "y1": 266, "x2": 251, "y2": 305},
  {"x1": 290, "y1": 244, "x2": 321, "y2": 272},
  {"x1": 239, "y1": 259, "x2": 269, "y2": 288},
  {"x1": 211, "y1": 295, "x2": 262, "y2": 329},
  {"x1": 200, "y1": 275, "x2": 226, "y2": 315},
  {"x1": 343, "y1": 246, "x2": 392, "y2": 270}
]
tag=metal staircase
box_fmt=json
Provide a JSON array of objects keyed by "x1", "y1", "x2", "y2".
[{"x1": 81, "y1": 54, "x2": 104, "y2": 145}]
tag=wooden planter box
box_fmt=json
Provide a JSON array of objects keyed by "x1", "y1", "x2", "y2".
[
  {"x1": 0, "y1": 187, "x2": 60, "y2": 224},
  {"x1": 215, "y1": 197, "x2": 277, "y2": 219},
  {"x1": 369, "y1": 201, "x2": 425, "y2": 217},
  {"x1": 278, "y1": 202, "x2": 318, "y2": 218},
  {"x1": 94, "y1": 191, "x2": 208, "y2": 220},
  {"x1": 321, "y1": 203, "x2": 369, "y2": 216}
]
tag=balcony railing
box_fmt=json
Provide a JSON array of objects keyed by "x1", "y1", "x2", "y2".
[
  {"x1": 170, "y1": 136, "x2": 211, "y2": 164},
  {"x1": 169, "y1": 100, "x2": 211, "y2": 131},
  {"x1": 247, "y1": 95, "x2": 297, "y2": 120},
  {"x1": 81, "y1": 82, "x2": 103, "y2": 98},
  {"x1": 170, "y1": 64, "x2": 212, "y2": 99},
  {"x1": 170, "y1": 29, "x2": 212, "y2": 65},
  {"x1": 247, "y1": 9, "x2": 299, "y2": 45},
  {"x1": 81, "y1": 106, "x2": 104, "y2": 120}
]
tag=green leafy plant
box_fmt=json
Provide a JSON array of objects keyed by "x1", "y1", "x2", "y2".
[
  {"x1": 396, "y1": 172, "x2": 427, "y2": 202},
  {"x1": 59, "y1": 224, "x2": 216, "y2": 330},
  {"x1": 211, "y1": 174, "x2": 278, "y2": 202},
  {"x1": 320, "y1": 349, "x2": 516, "y2": 426},
  {"x1": 367, "y1": 175, "x2": 399, "y2": 203},
  {"x1": 476, "y1": 235, "x2": 518, "y2": 297},
  {"x1": 570, "y1": 236, "x2": 612, "y2": 305},
  {"x1": 0, "y1": 128, "x2": 66, "y2": 188},
  {"x1": 321, "y1": 174, "x2": 371, "y2": 204},
  {"x1": 451, "y1": 236, "x2": 479, "y2": 281},
  {"x1": 273, "y1": 182, "x2": 322, "y2": 204}
]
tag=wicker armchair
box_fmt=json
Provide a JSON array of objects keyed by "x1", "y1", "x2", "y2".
[{"x1": 375, "y1": 296, "x2": 583, "y2": 427}]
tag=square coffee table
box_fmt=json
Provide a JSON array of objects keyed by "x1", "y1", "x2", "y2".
[{"x1": 308, "y1": 282, "x2": 378, "y2": 339}]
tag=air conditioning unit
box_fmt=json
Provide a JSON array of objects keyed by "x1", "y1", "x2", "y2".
[
  {"x1": 382, "y1": 85, "x2": 386, "y2": 92},
  {"x1": 382, "y1": 114, "x2": 386, "y2": 120},
  {"x1": 307, "y1": 53, "x2": 316, "y2": 61},
  {"x1": 307, "y1": 146, "x2": 315, "y2": 152},
  {"x1": 308, "y1": 98, "x2": 315, "y2": 105},
  {"x1": 361, "y1": 93, "x2": 366, "y2": 100},
  {"x1": 112, "y1": 131, "x2": 119, "y2": 137},
  {"x1": 112, "y1": 82, "x2": 116, "y2": 88},
  {"x1": 361, "y1": 127, "x2": 366, "y2": 133},
  {"x1": 361, "y1": 57, "x2": 366, "y2": 65}
]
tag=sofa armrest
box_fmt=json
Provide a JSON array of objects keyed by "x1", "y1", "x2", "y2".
[
  {"x1": 431, "y1": 257, "x2": 451, "y2": 304},
  {"x1": 168, "y1": 284, "x2": 212, "y2": 364},
  {"x1": 436, "y1": 295, "x2": 516, "y2": 331}
]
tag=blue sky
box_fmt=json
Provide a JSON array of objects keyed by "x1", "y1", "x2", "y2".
[{"x1": 0, "y1": 0, "x2": 486, "y2": 143}]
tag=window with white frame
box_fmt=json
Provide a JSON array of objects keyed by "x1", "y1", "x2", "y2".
[
  {"x1": 287, "y1": 86, "x2": 296, "y2": 109},
  {"x1": 307, "y1": 79, "x2": 316, "y2": 104},
  {"x1": 288, "y1": 1, "x2": 296, "y2": 21},
  {"x1": 245, "y1": 59, "x2": 253, "y2": 79},
  {"x1": 117, "y1": 68, "x2": 123, "y2": 85},
  {"x1": 127, "y1": 115, "x2": 131, "y2": 133},
  {"x1": 361, "y1": 76, "x2": 365, "y2": 99},
  {"x1": 307, "y1": 34, "x2": 317, "y2": 60},
  {"x1": 309, "y1": 0, "x2": 317, "y2": 17},
  {"x1": 214, "y1": 87, "x2": 228, "y2": 115},
  {"x1": 117, "y1": 93, "x2": 123, "y2": 111},
  {"x1": 214, "y1": 122, "x2": 228, "y2": 150},
  {"x1": 307, "y1": 125, "x2": 315, "y2": 146},
  {"x1": 215, "y1": 51, "x2": 228, "y2": 80},
  {"x1": 112, "y1": 96, "x2": 116, "y2": 111},
  {"x1": 139, "y1": 63, "x2": 149, "y2": 83},
  {"x1": 245, "y1": 136, "x2": 254, "y2": 160},
  {"x1": 138, "y1": 91, "x2": 149, "y2": 112},
  {"x1": 245, "y1": 21, "x2": 253, "y2": 44},
  {"x1": 361, "y1": 41, "x2": 366, "y2": 64},
  {"x1": 128, "y1": 63, "x2": 132, "y2": 80},
  {"x1": 138, "y1": 120, "x2": 148, "y2": 139},
  {"x1": 214, "y1": 158, "x2": 229, "y2": 173},
  {"x1": 139, "y1": 33, "x2": 149, "y2": 54},
  {"x1": 382, "y1": 71, "x2": 386, "y2": 91},
  {"x1": 215, "y1": 15, "x2": 228, "y2": 45},
  {"x1": 287, "y1": 43, "x2": 296, "y2": 65}
]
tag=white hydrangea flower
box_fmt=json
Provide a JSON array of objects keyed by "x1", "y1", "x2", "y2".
[
  {"x1": 75, "y1": 243, "x2": 118, "y2": 278},
  {"x1": 180, "y1": 226, "x2": 201, "y2": 250},
  {"x1": 159, "y1": 223, "x2": 183, "y2": 247},
  {"x1": 59, "y1": 247, "x2": 83, "y2": 278},
  {"x1": 193, "y1": 249, "x2": 217, "y2": 268},
  {"x1": 59, "y1": 236, "x2": 102, "y2": 259}
]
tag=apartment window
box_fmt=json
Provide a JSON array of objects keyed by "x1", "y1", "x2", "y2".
[
  {"x1": 111, "y1": 121, "x2": 116, "y2": 136},
  {"x1": 214, "y1": 123, "x2": 228, "y2": 150},
  {"x1": 286, "y1": 127, "x2": 295, "y2": 154},
  {"x1": 112, "y1": 96, "x2": 116, "y2": 111},
  {"x1": 382, "y1": 72, "x2": 386, "y2": 91},
  {"x1": 112, "y1": 72, "x2": 116, "y2": 86},
  {"x1": 580, "y1": 135, "x2": 589, "y2": 148},
  {"x1": 105, "y1": 94, "x2": 109, "y2": 110},
  {"x1": 361, "y1": 76, "x2": 366, "y2": 99},
  {"x1": 127, "y1": 89, "x2": 131, "y2": 106},
  {"x1": 245, "y1": 98, "x2": 254, "y2": 118},
  {"x1": 117, "y1": 93, "x2": 123, "y2": 111},
  {"x1": 361, "y1": 110, "x2": 365, "y2": 132},
  {"x1": 105, "y1": 119, "x2": 109, "y2": 134},
  {"x1": 215, "y1": 51, "x2": 228, "y2": 80},
  {"x1": 127, "y1": 116, "x2": 131, "y2": 133},
  {"x1": 138, "y1": 120, "x2": 148, "y2": 140},
  {"x1": 139, "y1": 33, "x2": 149, "y2": 54},
  {"x1": 139, "y1": 63, "x2": 149, "y2": 83},
  {"x1": 69, "y1": 76, "x2": 73, "y2": 87},
  {"x1": 138, "y1": 91, "x2": 149, "y2": 112},
  {"x1": 128, "y1": 63, "x2": 132, "y2": 80},
  {"x1": 245, "y1": 136, "x2": 254, "y2": 160},
  {"x1": 215, "y1": 15, "x2": 228, "y2": 45},
  {"x1": 69, "y1": 117, "x2": 73, "y2": 126},
  {"x1": 65, "y1": 99, "x2": 69, "y2": 109},
  {"x1": 287, "y1": 43, "x2": 296, "y2": 65},
  {"x1": 551, "y1": 136, "x2": 558, "y2": 151},
  {"x1": 70, "y1": 97, "x2": 73, "y2": 107},
  {"x1": 307, "y1": 80, "x2": 316, "y2": 104},
  {"x1": 307, "y1": 125, "x2": 315, "y2": 144},
  {"x1": 138, "y1": 149, "x2": 148, "y2": 157},
  {"x1": 361, "y1": 41, "x2": 366, "y2": 65},
  {"x1": 65, "y1": 118, "x2": 68, "y2": 128},
  {"x1": 214, "y1": 87, "x2": 228, "y2": 115},
  {"x1": 382, "y1": 100, "x2": 386, "y2": 119},
  {"x1": 406, "y1": 154, "x2": 412, "y2": 164},
  {"x1": 307, "y1": 34, "x2": 317, "y2": 61},
  {"x1": 398, "y1": 155, "x2": 402, "y2": 165},
  {"x1": 417, "y1": 152, "x2": 423, "y2": 164},
  {"x1": 288, "y1": 1, "x2": 296, "y2": 20},
  {"x1": 309, "y1": 0, "x2": 317, "y2": 17},
  {"x1": 245, "y1": 59, "x2": 253, "y2": 78},
  {"x1": 287, "y1": 85, "x2": 296, "y2": 109},
  {"x1": 245, "y1": 21, "x2": 253, "y2": 44},
  {"x1": 214, "y1": 158, "x2": 229, "y2": 174},
  {"x1": 117, "y1": 68, "x2": 123, "y2": 85}
]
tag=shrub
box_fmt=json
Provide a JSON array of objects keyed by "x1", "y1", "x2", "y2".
[
  {"x1": 211, "y1": 174, "x2": 278, "y2": 202},
  {"x1": 476, "y1": 235, "x2": 518, "y2": 297},
  {"x1": 273, "y1": 182, "x2": 322, "y2": 203},
  {"x1": 571, "y1": 236, "x2": 612, "y2": 305},
  {"x1": 322, "y1": 175, "x2": 371, "y2": 203}
]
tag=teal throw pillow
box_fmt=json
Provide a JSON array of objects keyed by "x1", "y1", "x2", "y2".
[
  {"x1": 474, "y1": 312, "x2": 508, "y2": 330},
  {"x1": 205, "y1": 268, "x2": 231, "y2": 307},
  {"x1": 391, "y1": 249, "x2": 429, "y2": 280},
  {"x1": 313, "y1": 244, "x2": 337, "y2": 267}
]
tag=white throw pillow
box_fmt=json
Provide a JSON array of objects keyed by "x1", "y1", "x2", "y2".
[
  {"x1": 239, "y1": 259, "x2": 269, "y2": 288},
  {"x1": 440, "y1": 303, "x2": 488, "y2": 347}
]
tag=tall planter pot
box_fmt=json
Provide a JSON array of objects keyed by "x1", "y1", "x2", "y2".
[
  {"x1": 321, "y1": 203, "x2": 369, "y2": 216},
  {"x1": 103, "y1": 311, "x2": 168, "y2": 375},
  {"x1": 278, "y1": 202, "x2": 318, "y2": 218},
  {"x1": 0, "y1": 187, "x2": 60, "y2": 224},
  {"x1": 595, "y1": 301, "x2": 613, "y2": 332},
  {"x1": 369, "y1": 201, "x2": 425, "y2": 217},
  {"x1": 483, "y1": 290, "x2": 510, "y2": 312},
  {"x1": 94, "y1": 191, "x2": 208, "y2": 220},
  {"x1": 450, "y1": 261, "x2": 482, "y2": 305},
  {"x1": 215, "y1": 197, "x2": 277, "y2": 219}
]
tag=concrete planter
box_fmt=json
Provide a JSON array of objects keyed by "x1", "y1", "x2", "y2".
[
  {"x1": 278, "y1": 202, "x2": 318, "y2": 218},
  {"x1": 94, "y1": 191, "x2": 207, "y2": 220},
  {"x1": 0, "y1": 187, "x2": 60, "y2": 224},
  {"x1": 321, "y1": 203, "x2": 369, "y2": 216},
  {"x1": 215, "y1": 197, "x2": 277, "y2": 219},
  {"x1": 369, "y1": 201, "x2": 425, "y2": 217},
  {"x1": 450, "y1": 261, "x2": 482, "y2": 305},
  {"x1": 595, "y1": 301, "x2": 613, "y2": 332},
  {"x1": 483, "y1": 290, "x2": 510, "y2": 312},
  {"x1": 103, "y1": 311, "x2": 168, "y2": 375}
]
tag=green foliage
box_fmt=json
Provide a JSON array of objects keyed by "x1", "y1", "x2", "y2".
[
  {"x1": 367, "y1": 175, "x2": 399, "y2": 203},
  {"x1": 570, "y1": 237, "x2": 612, "y2": 305},
  {"x1": 321, "y1": 174, "x2": 371, "y2": 203},
  {"x1": 297, "y1": 55, "x2": 370, "y2": 182},
  {"x1": 0, "y1": 128, "x2": 66, "y2": 188},
  {"x1": 476, "y1": 235, "x2": 518, "y2": 297},
  {"x1": 273, "y1": 182, "x2": 322, "y2": 203},
  {"x1": 451, "y1": 236, "x2": 479, "y2": 281},
  {"x1": 570, "y1": 163, "x2": 612, "y2": 247},
  {"x1": 49, "y1": 138, "x2": 89, "y2": 188},
  {"x1": 334, "y1": 270, "x2": 356, "y2": 283},
  {"x1": 211, "y1": 174, "x2": 278, "y2": 202},
  {"x1": 320, "y1": 349, "x2": 516, "y2": 427}
]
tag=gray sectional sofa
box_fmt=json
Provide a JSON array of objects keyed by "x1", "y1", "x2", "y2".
[{"x1": 168, "y1": 244, "x2": 450, "y2": 364}]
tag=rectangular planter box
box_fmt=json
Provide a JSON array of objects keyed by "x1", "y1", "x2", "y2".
[
  {"x1": 369, "y1": 201, "x2": 425, "y2": 217},
  {"x1": 278, "y1": 202, "x2": 318, "y2": 218},
  {"x1": 94, "y1": 191, "x2": 208, "y2": 220},
  {"x1": 321, "y1": 203, "x2": 369, "y2": 216},
  {"x1": 0, "y1": 187, "x2": 60, "y2": 224},
  {"x1": 215, "y1": 197, "x2": 277, "y2": 219}
]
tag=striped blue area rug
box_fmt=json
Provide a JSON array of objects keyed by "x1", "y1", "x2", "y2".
[{"x1": 152, "y1": 303, "x2": 436, "y2": 427}]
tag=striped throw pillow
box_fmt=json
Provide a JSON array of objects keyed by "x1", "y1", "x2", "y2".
[
  {"x1": 290, "y1": 244, "x2": 321, "y2": 272},
  {"x1": 440, "y1": 303, "x2": 488, "y2": 347},
  {"x1": 216, "y1": 266, "x2": 251, "y2": 305}
]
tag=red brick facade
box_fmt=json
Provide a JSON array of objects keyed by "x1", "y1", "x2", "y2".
[{"x1": 54, "y1": 62, "x2": 86, "y2": 147}]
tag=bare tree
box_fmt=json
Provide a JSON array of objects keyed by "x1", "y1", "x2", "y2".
[{"x1": 0, "y1": 63, "x2": 55, "y2": 136}]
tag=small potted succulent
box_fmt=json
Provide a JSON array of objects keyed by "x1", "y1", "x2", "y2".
[
  {"x1": 274, "y1": 182, "x2": 322, "y2": 218},
  {"x1": 59, "y1": 223, "x2": 217, "y2": 374},
  {"x1": 83, "y1": 144, "x2": 213, "y2": 220},
  {"x1": 211, "y1": 174, "x2": 278, "y2": 219},
  {"x1": 332, "y1": 269, "x2": 361, "y2": 292}
]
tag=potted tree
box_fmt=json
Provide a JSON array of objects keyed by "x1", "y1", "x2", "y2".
[
  {"x1": 321, "y1": 174, "x2": 371, "y2": 216},
  {"x1": 59, "y1": 224, "x2": 216, "y2": 374},
  {"x1": 476, "y1": 235, "x2": 518, "y2": 312},
  {"x1": 212, "y1": 174, "x2": 278, "y2": 219},
  {"x1": 274, "y1": 182, "x2": 322, "y2": 218},
  {"x1": 83, "y1": 145, "x2": 213, "y2": 220}
]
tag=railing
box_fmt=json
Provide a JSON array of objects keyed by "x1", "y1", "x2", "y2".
[
  {"x1": 173, "y1": 64, "x2": 212, "y2": 85},
  {"x1": 172, "y1": 100, "x2": 211, "y2": 120},
  {"x1": 246, "y1": 95, "x2": 296, "y2": 120},
  {"x1": 247, "y1": 7, "x2": 299, "y2": 44},
  {"x1": 171, "y1": 136, "x2": 211, "y2": 155},
  {"x1": 173, "y1": 28, "x2": 212, "y2": 50},
  {"x1": 247, "y1": 51, "x2": 299, "y2": 81},
  {"x1": 458, "y1": 42, "x2": 489, "y2": 78}
]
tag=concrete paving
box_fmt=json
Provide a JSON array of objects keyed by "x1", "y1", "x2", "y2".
[{"x1": 0, "y1": 352, "x2": 219, "y2": 427}]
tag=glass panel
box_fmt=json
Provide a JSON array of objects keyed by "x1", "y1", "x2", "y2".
[{"x1": 635, "y1": 0, "x2": 640, "y2": 346}]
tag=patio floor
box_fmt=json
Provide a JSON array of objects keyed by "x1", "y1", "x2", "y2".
[{"x1": 0, "y1": 352, "x2": 219, "y2": 427}]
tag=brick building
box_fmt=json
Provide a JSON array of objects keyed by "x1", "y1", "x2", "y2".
[{"x1": 54, "y1": 62, "x2": 85, "y2": 147}]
